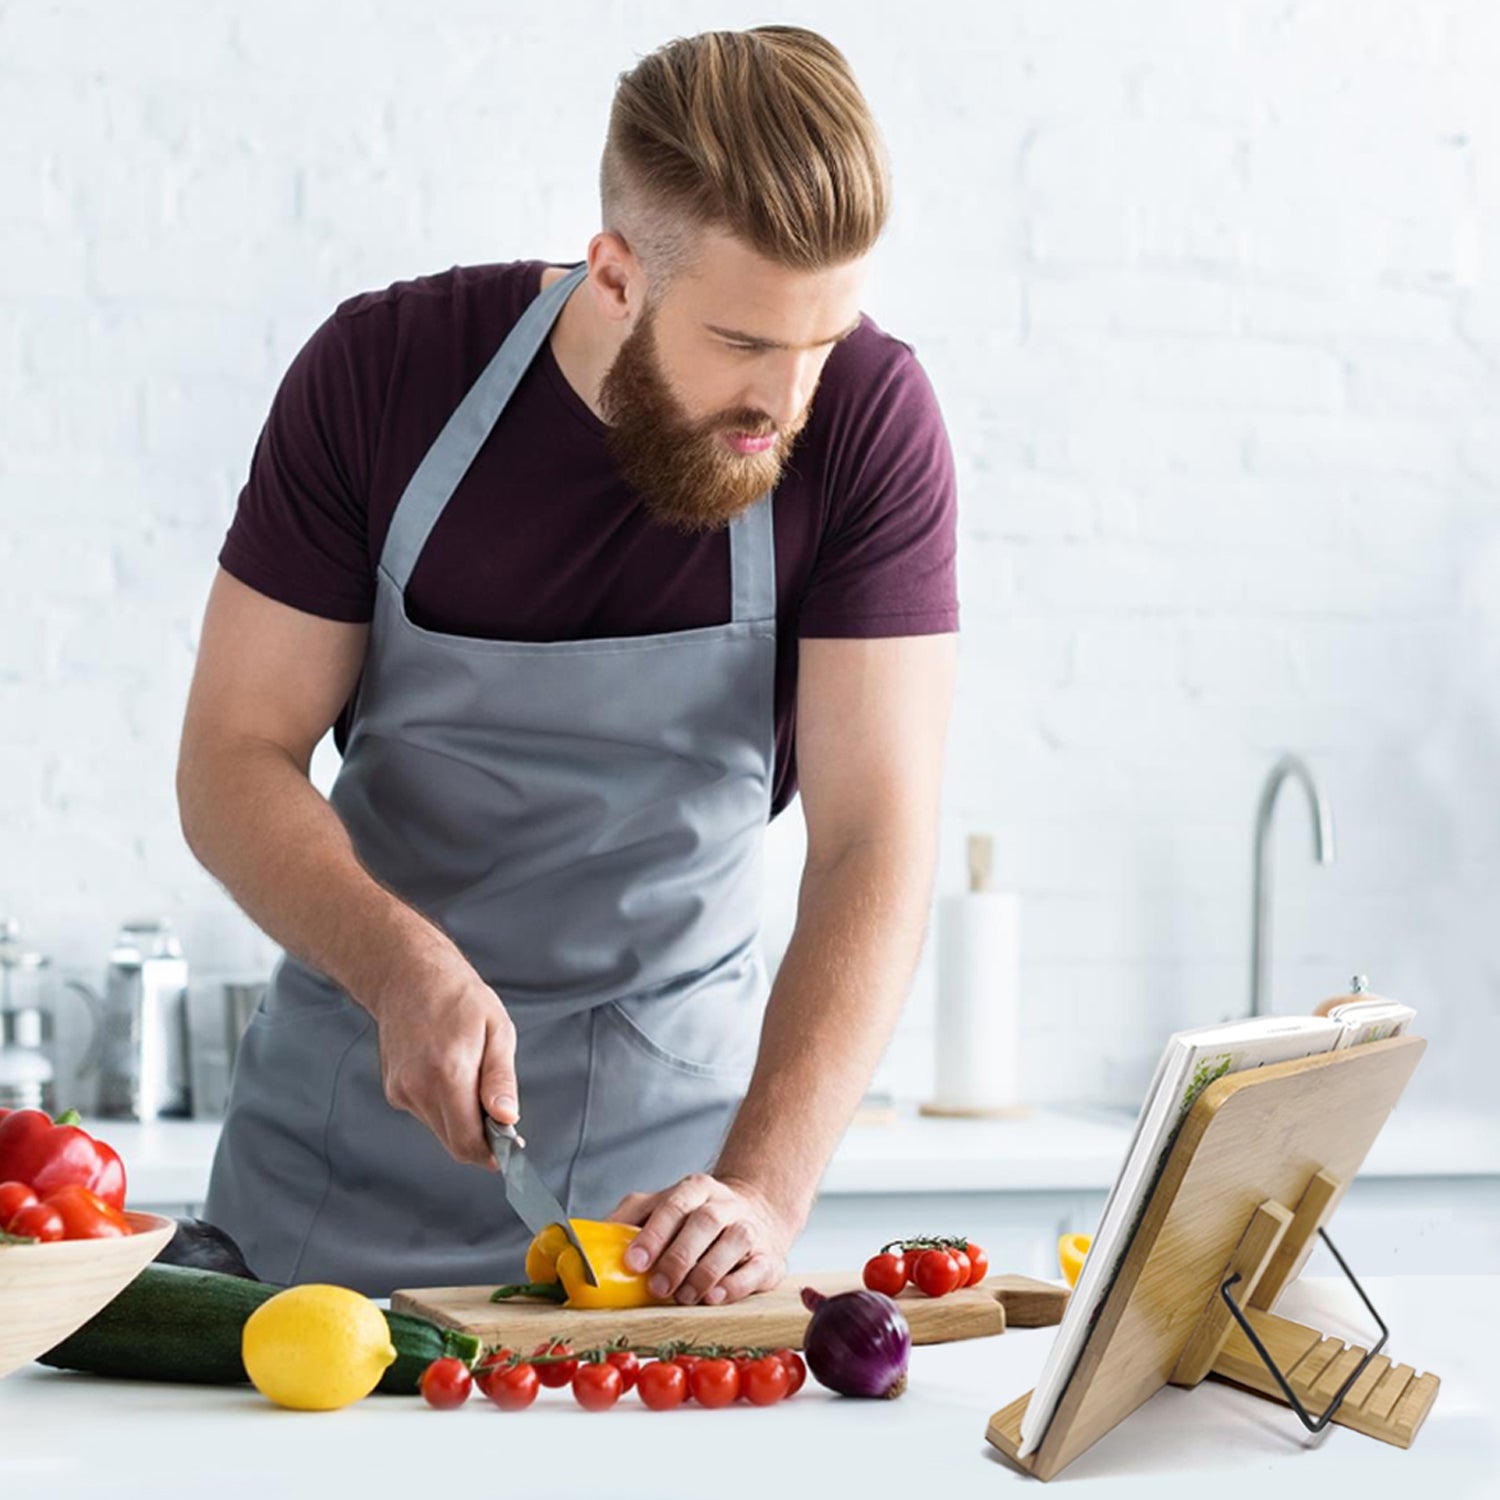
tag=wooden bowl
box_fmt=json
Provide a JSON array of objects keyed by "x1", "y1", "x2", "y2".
[{"x1": 0, "y1": 1210, "x2": 176, "y2": 1378}]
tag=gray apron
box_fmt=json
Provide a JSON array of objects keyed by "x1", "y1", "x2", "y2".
[{"x1": 205, "y1": 264, "x2": 776, "y2": 1296}]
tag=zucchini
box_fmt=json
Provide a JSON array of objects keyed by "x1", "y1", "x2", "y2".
[{"x1": 36, "y1": 1263, "x2": 480, "y2": 1395}]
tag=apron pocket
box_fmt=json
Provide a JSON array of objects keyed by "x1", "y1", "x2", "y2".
[
  {"x1": 603, "y1": 1001, "x2": 747, "y2": 1081},
  {"x1": 603, "y1": 977, "x2": 761, "y2": 1084}
]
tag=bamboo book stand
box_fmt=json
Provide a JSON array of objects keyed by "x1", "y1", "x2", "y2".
[{"x1": 987, "y1": 1035, "x2": 1438, "y2": 1481}]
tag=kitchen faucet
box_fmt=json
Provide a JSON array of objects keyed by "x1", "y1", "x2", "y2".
[{"x1": 1250, "y1": 753, "x2": 1335, "y2": 1017}]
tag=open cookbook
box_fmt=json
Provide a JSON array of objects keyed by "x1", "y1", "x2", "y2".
[{"x1": 1017, "y1": 992, "x2": 1417, "y2": 1459}]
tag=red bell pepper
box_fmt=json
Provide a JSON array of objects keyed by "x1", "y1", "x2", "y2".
[{"x1": 0, "y1": 1109, "x2": 126, "y2": 1210}]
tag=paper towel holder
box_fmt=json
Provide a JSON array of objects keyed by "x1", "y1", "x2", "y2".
[{"x1": 920, "y1": 834, "x2": 1029, "y2": 1121}]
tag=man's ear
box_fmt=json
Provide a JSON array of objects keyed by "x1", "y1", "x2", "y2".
[{"x1": 586, "y1": 229, "x2": 644, "y2": 327}]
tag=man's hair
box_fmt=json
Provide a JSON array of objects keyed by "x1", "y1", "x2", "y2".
[{"x1": 601, "y1": 26, "x2": 889, "y2": 288}]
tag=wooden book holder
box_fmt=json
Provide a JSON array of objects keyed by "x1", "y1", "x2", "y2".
[{"x1": 986, "y1": 1035, "x2": 1439, "y2": 1481}]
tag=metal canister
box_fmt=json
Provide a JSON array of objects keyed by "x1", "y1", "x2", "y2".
[{"x1": 91, "y1": 919, "x2": 193, "y2": 1120}]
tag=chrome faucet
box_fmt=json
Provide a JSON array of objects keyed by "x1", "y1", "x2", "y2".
[{"x1": 1250, "y1": 754, "x2": 1335, "y2": 1017}]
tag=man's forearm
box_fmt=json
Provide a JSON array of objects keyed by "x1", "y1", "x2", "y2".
[
  {"x1": 713, "y1": 835, "x2": 937, "y2": 1232},
  {"x1": 177, "y1": 738, "x2": 456, "y2": 1011}
]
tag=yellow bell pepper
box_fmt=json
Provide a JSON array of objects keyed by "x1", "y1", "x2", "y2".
[{"x1": 519, "y1": 1219, "x2": 669, "y2": 1310}]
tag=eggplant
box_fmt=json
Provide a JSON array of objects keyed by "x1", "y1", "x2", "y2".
[{"x1": 152, "y1": 1217, "x2": 264, "y2": 1281}]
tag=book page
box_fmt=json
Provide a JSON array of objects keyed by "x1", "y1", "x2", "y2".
[{"x1": 1329, "y1": 998, "x2": 1415, "y2": 1048}]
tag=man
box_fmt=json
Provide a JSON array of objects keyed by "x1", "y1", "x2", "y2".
[{"x1": 180, "y1": 25, "x2": 957, "y2": 1303}]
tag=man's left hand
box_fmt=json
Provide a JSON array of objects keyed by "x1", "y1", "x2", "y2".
[{"x1": 606, "y1": 1173, "x2": 795, "y2": 1306}]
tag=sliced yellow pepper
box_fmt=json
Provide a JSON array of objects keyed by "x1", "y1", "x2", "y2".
[
  {"x1": 521, "y1": 1219, "x2": 669, "y2": 1310},
  {"x1": 524, "y1": 1221, "x2": 574, "y2": 1285}
]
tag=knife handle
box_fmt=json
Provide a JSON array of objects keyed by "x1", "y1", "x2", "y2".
[{"x1": 483, "y1": 1113, "x2": 526, "y2": 1160}]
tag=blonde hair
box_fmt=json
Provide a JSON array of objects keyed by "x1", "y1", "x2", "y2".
[{"x1": 601, "y1": 26, "x2": 890, "y2": 286}]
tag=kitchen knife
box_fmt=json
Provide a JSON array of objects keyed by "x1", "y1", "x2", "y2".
[{"x1": 483, "y1": 1115, "x2": 600, "y2": 1286}]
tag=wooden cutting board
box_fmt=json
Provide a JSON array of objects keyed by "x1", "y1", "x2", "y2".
[{"x1": 391, "y1": 1272, "x2": 1068, "y2": 1353}]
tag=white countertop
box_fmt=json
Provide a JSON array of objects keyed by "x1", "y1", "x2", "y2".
[
  {"x1": 103, "y1": 1102, "x2": 1500, "y2": 1207},
  {"x1": 1, "y1": 1275, "x2": 1494, "y2": 1498}
]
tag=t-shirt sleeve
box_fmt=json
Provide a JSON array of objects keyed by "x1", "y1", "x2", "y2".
[
  {"x1": 218, "y1": 310, "x2": 377, "y2": 622},
  {"x1": 796, "y1": 342, "x2": 959, "y2": 638}
]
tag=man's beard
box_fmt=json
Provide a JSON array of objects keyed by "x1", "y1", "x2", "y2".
[{"x1": 597, "y1": 305, "x2": 811, "y2": 534}]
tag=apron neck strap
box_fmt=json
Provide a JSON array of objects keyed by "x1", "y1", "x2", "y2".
[
  {"x1": 380, "y1": 263, "x2": 588, "y2": 591},
  {"x1": 728, "y1": 494, "x2": 775, "y2": 624}
]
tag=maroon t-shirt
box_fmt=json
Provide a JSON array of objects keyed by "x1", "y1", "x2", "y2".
[{"x1": 220, "y1": 259, "x2": 958, "y2": 816}]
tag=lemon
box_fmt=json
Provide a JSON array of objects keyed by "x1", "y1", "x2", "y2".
[
  {"x1": 242, "y1": 1283, "x2": 397, "y2": 1411},
  {"x1": 1058, "y1": 1232, "x2": 1091, "y2": 1289}
]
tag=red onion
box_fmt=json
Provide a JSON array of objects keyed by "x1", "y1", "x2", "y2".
[{"x1": 800, "y1": 1286, "x2": 911, "y2": 1399}]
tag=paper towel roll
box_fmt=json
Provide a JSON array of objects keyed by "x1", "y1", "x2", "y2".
[{"x1": 925, "y1": 888, "x2": 1023, "y2": 1116}]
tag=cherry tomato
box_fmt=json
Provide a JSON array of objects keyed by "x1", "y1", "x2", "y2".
[
  {"x1": 673, "y1": 1352, "x2": 701, "y2": 1400},
  {"x1": 742, "y1": 1354, "x2": 790, "y2": 1406},
  {"x1": 862, "y1": 1251, "x2": 908, "y2": 1297},
  {"x1": 689, "y1": 1356, "x2": 740, "y2": 1409},
  {"x1": 419, "y1": 1356, "x2": 473, "y2": 1409},
  {"x1": 912, "y1": 1247, "x2": 964, "y2": 1297},
  {"x1": 532, "y1": 1340, "x2": 577, "y2": 1388},
  {"x1": 951, "y1": 1248, "x2": 972, "y2": 1286},
  {"x1": 637, "y1": 1359, "x2": 688, "y2": 1411},
  {"x1": 473, "y1": 1347, "x2": 515, "y2": 1397},
  {"x1": 44, "y1": 1184, "x2": 130, "y2": 1240},
  {"x1": 8, "y1": 1201, "x2": 64, "y2": 1242},
  {"x1": 0, "y1": 1181, "x2": 38, "y2": 1229},
  {"x1": 484, "y1": 1361, "x2": 540, "y2": 1411},
  {"x1": 773, "y1": 1348, "x2": 807, "y2": 1396},
  {"x1": 964, "y1": 1240, "x2": 989, "y2": 1286},
  {"x1": 572, "y1": 1361, "x2": 624, "y2": 1411},
  {"x1": 604, "y1": 1348, "x2": 639, "y2": 1393}
]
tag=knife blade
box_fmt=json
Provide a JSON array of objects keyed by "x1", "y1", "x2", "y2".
[{"x1": 483, "y1": 1115, "x2": 600, "y2": 1286}]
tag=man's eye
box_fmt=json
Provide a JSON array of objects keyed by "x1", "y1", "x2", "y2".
[{"x1": 723, "y1": 341, "x2": 761, "y2": 353}]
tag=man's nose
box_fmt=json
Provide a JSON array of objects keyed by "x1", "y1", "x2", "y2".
[{"x1": 749, "y1": 353, "x2": 819, "y2": 430}]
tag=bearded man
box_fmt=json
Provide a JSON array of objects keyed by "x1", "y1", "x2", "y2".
[{"x1": 180, "y1": 25, "x2": 958, "y2": 1301}]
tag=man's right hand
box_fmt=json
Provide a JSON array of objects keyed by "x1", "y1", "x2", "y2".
[{"x1": 364, "y1": 954, "x2": 521, "y2": 1169}]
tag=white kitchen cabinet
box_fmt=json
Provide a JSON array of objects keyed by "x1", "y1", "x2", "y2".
[
  {"x1": 794, "y1": 1175, "x2": 1500, "y2": 1280},
  {"x1": 108, "y1": 1108, "x2": 1500, "y2": 1281}
]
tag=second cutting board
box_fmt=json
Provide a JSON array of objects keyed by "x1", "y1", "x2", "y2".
[{"x1": 391, "y1": 1272, "x2": 1068, "y2": 1353}]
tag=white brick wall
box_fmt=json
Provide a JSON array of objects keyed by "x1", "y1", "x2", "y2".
[{"x1": 2, "y1": 1, "x2": 1496, "y2": 1118}]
